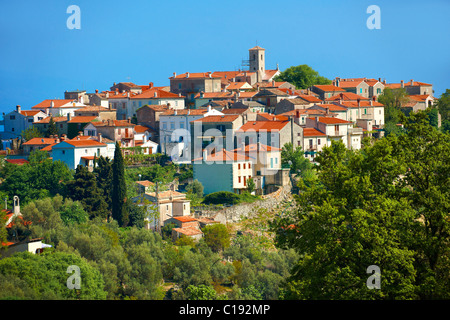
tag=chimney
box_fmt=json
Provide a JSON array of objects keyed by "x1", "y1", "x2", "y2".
[
  {"x1": 149, "y1": 82, "x2": 153, "y2": 89},
  {"x1": 357, "y1": 99, "x2": 361, "y2": 107},
  {"x1": 378, "y1": 78, "x2": 382, "y2": 82},
  {"x1": 400, "y1": 80, "x2": 404, "y2": 88},
  {"x1": 16, "y1": 105, "x2": 21, "y2": 114},
  {"x1": 410, "y1": 79, "x2": 414, "y2": 85},
  {"x1": 207, "y1": 104, "x2": 211, "y2": 113},
  {"x1": 154, "y1": 91, "x2": 158, "y2": 98},
  {"x1": 296, "y1": 110, "x2": 300, "y2": 118},
  {"x1": 127, "y1": 117, "x2": 131, "y2": 124},
  {"x1": 186, "y1": 72, "x2": 190, "y2": 78},
  {"x1": 67, "y1": 113, "x2": 72, "y2": 121},
  {"x1": 173, "y1": 72, "x2": 177, "y2": 78},
  {"x1": 178, "y1": 93, "x2": 182, "y2": 97},
  {"x1": 61, "y1": 134, "x2": 67, "y2": 141},
  {"x1": 106, "y1": 92, "x2": 109, "y2": 98},
  {"x1": 78, "y1": 131, "x2": 83, "y2": 136},
  {"x1": 97, "y1": 132, "x2": 102, "y2": 143},
  {"x1": 115, "y1": 88, "x2": 118, "y2": 95},
  {"x1": 370, "y1": 99, "x2": 373, "y2": 106},
  {"x1": 50, "y1": 100, "x2": 55, "y2": 108},
  {"x1": 272, "y1": 80, "x2": 275, "y2": 87},
  {"x1": 208, "y1": 72, "x2": 212, "y2": 78},
  {"x1": 95, "y1": 89, "x2": 99, "y2": 93}
]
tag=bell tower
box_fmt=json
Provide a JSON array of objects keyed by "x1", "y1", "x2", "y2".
[{"x1": 249, "y1": 46, "x2": 265, "y2": 82}]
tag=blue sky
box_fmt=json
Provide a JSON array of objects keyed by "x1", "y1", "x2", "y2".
[{"x1": 0, "y1": 0, "x2": 449, "y2": 114}]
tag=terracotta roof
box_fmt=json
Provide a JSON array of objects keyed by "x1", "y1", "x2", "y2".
[
  {"x1": 221, "y1": 108, "x2": 248, "y2": 115},
  {"x1": 5, "y1": 158, "x2": 29, "y2": 165},
  {"x1": 75, "y1": 106, "x2": 110, "y2": 112},
  {"x1": 31, "y1": 99, "x2": 75, "y2": 110},
  {"x1": 146, "y1": 190, "x2": 187, "y2": 200},
  {"x1": 262, "y1": 69, "x2": 280, "y2": 81},
  {"x1": 303, "y1": 128, "x2": 327, "y2": 137},
  {"x1": 34, "y1": 116, "x2": 67, "y2": 124},
  {"x1": 161, "y1": 109, "x2": 207, "y2": 116},
  {"x1": 296, "y1": 95, "x2": 322, "y2": 103},
  {"x1": 67, "y1": 116, "x2": 98, "y2": 123},
  {"x1": 257, "y1": 113, "x2": 289, "y2": 121},
  {"x1": 385, "y1": 81, "x2": 432, "y2": 88},
  {"x1": 194, "y1": 149, "x2": 252, "y2": 162},
  {"x1": 62, "y1": 140, "x2": 106, "y2": 147},
  {"x1": 134, "y1": 125, "x2": 153, "y2": 133},
  {"x1": 191, "y1": 115, "x2": 240, "y2": 123},
  {"x1": 136, "y1": 180, "x2": 155, "y2": 187},
  {"x1": 316, "y1": 104, "x2": 348, "y2": 111},
  {"x1": 279, "y1": 109, "x2": 327, "y2": 117},
  {"x1": 138, "y1": 104, "x2": 170, "y2": 112},
  {"x1": 236, "y1": 120, "x2": 290, "y2": 132},
  {"x1": 249, "y1": 46, "x2": 265, "y2": 50},
  {"x1": 312, "y1": 117, "x2": 352, "y2": 125},
  {"x1": 236, "y1": 91, "x2": 257, "y2": 98},
  {"x1": 326, "y1": 92, "x2": 370, "y2": 102},
  {"x1": 280, "y1": 98, "x2": 310, "y2": 106},
  {"x1": 212, "y1": 71, "x2": 244, "y2": 80},
  {"x1": 131, "y1": 88, "x2": 183, "y2": 99},
  {"x1": 226, "y1": 82, "x2": 251, "y2": 90},
  {"x1": 194, "y1": 92, "x2": 234, "y2": 99},
  {"x1": 173, "y1": 227, "x2": 203, "y2": 236},
  {"x1": 312, "y1": 85, "x2": 345, "y2": 92},
  {"x1": 408, "y1": 94, "x2": 433, "y2": 102},
  {"x1": 81, "y1": 156, "x2": 96, "y2": 160},
  {"x1": 173, "y1": 216, "x2": 197, "y2": 223},
  {"x1": 22, "y1": 137, "x2": 59, "y2": 145},
  {"x1": 233, "y1": 143, "x2": 281, "y2": 153},
  {"x1": 91, "y1": 120, "x2": 135, "y2": 127},
  {"x1": 19, "y1": 110, "x2": 42, "y2": 116},
  {"x1": 339, "y1": 101, "x2": 384, "y2": 108}
]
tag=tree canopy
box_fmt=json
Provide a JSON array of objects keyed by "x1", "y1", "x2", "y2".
[{"x1": 273, "y1": 64, "x2": 331, "y2": 89}]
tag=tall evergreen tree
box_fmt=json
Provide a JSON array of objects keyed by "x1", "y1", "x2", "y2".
[
  {"x1": 93, "y1": 156, "x2": 113, "y2": 210},
  {"x1": 112, "y1": 142, "x2": 128, "y2": 226},
  {"x1": 45, "y1": 116, "x2": 58, "y2": 137},
  {"x1": 66, "y1": 165, "x2": 108, "y2": 220}
]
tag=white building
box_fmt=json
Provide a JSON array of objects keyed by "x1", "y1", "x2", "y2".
[{"x1": 1, "y1": 105, "x2": 46, "y2": 139}]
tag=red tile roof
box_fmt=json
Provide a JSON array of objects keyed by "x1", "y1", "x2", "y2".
[
  {"x1": 63, "y1": 140, "x2": 106, "y2": 147},
  {"x1": 22, "y1": 137, "x2": 60, "y2": 145},
  {"x1": 236, "y1": 120, "x2": 290, "y2": 132},
  {"x1": 326, "y1": 92, "x2": 370, "y2": 101},
  {"x1": 67, "y1": 116, "x2": 98, "y2": 123},
  {"x1": 161, "y1": 109, "x2": 207, "y2": 116},
  {"x1": 20, "y1": 110, "x2": 42, "y2": 116},
  {"x1": 134, "y1": 125, "x2": 153, "y2": 133},
  {"x1": 312, "y1": 117, "x2": 352, "y2": 125},
  {"x1": 131, "y1": 88, "x2": 183, "y2": 99},
  {"x1": 257, "y1": 113, "x2": 289, "y2": 121},
  {"x1": 34, "y1": 116, "x2": 67, "y2": 124},
  {"x1": 313, "y1": 85, "x2": 345, "y2": 92},
  {"x1": 191, "y1": 115, "x2": 240, "y2": 123},
  {"x1": 303, "y1": 128, "x2": 327, "y2": 137},
  {"x1": 233, "y1": 143, "x2": 281, "y2": 153},
  {"x1": 5, "y1": 158, "x2": 29, "y2": 165},
  {"x1": 92, "y1": 120, "x2": 135, "y2": 127},
  {"x1": 194, "y1": 149, "x2": 252, "y2": 162},
  {"x1": 31, "y1": 99, "x2": 75, "y2": 110}
]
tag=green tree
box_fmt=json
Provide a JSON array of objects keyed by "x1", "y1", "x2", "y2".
[
  {"x1": 246, "y1": 177, "x2": 255, "y2": 194},
  {"x1": 93, "y1": 156, "x2": 113, "y2": 210},
  {"x1": 281, "y1": 142, "x2": 312, "y2": 175},
  {"x1": 435, "y1": 89, "x2": 450, "y2": 133},
  {"x1": 45, "y1": 116, "x2": 59, "y2": 137},
  {"x1": 21, "y1": 126, "x2": 43, "y2": 141},
  {"x1": 203, "y1": 224, "x2": 231, "y2": 253},
  {"x1": 66, "y1": 165, "x2": 109, "y2": 220},
  {"x1": 185, "y1": 284, "x2": 217, "y2": 300},
  {"x1": 112, "y1": 142, "x2": 128, "y2": 226},
  {"x1": 273, "y1": 64, "x2": 331, "y2": 89},
  {"x1": 203, "y1": 191, "x2": 240, "y2": 205},
  {"x1": 185, "y1": 179, "x2": 204, "y2": 198}
]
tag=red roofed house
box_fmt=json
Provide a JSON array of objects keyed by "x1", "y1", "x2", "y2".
[
  {"x1": 166, "y1": 216, "x2": 203, "y2": 242},
  {"x1": 83, "y1": 119, "x2": 136, "y2": 149},
  {"x1": 129, "y1": 88, "x2": 185, "y2": 119},
  {"x1": 193, "y1": 148, "x2": 254, "y2": 194},
  {"x1": 310, "y1": 84, "x2": 345, "y2": 100},
  {"x1": 1, "y1": 105, "x2": 46, "y2": 139},
  {"x1": 50, "y1": 138, "x2": 110, "y2": 170},
  {"x1": 22, "y1": 136, "x2": 61, "y2": 154},
  {"x1": 235, "y1": 118, "x2": 302, "y2": 149},
  {"x1": 305, "y1": 116, "x2": 363, "y2": 152},
  {"x1": 133, "y1": 124, "x2": 158, "y2": 154},
  {"x1": 384, "y1": 79, "x2": 433, "y2": 96},
  {"x1": 31, "y1": 99, "x2": 87, "y2": 117}
]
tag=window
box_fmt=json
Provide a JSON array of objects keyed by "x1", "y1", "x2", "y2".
[
  {"x1": 238, "y1": 164, "x2": 240, "y2": 170},
  {"x1": 28, "y1": 118, "x2": 33, "y2": 123},
  {"x1": 248, "y1": 163, "x2": 251, "y2": 169},
  {"x1": 62, "y1": 150, "x2": 65, "y2": 155},
  {"x1": 10, "y1": 115, "x2": 15, "y2": 120},
  {"x1": 162, "y1": 122, "x2": 167, "y2": 130},
  {"x1": 360, "y1": 88, "x2": 363, "y2": 93},
  {"x1": 180, "y1": 122, "x2": 184, "y2": 129},
  {"x1": 243, "y1": 163, "x2": 246, "y2": 169},
  {"x1": 364, "y1": 109, "x2": 367, "y2": 114},
  {"x1": 11, "y1": 128, "x2": 14, "y2": 132},
  {"x1": 170, "y1": 122, "x2": 175, "y2": 130},
  {"x1": 122, "y1": 103, "x2": 126, "y2": 109},
  {"x1": 85, "y1": 149, "x2": 88, "y2": 153},
  {"x1": 139, "y1": 101, "x2": 142, "y2": 107},
  {"x1": 275, "y1": 158, "x2": 278, "y2": 164},
  {"x1": 244, "y1": 177, "x2": 246, "y2": 187},
  {"x1": 318, "y1": 139, "x2": 321, "y2": 145},
  {"x1": 238, "y1": 176, "x2": 241, "y2": 183}
]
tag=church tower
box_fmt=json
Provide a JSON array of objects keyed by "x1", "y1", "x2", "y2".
[{"x1": 249, "y1": 46, "x2": 265, "y2": 82}]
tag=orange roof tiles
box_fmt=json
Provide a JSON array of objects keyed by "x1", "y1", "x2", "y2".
[
  {"x1": 31, "y1": 99, "x2": 75, "y2": 110},
  {"x1": 67, "y1": 116, "x2": 98, "y2": 123},
  {"x1": 63, "y1": 139, "x2": 106, "y2": 147},
  {"x1": 20, "y1": 110, "x2": 42, "y2": 116},
  {"x1": 313, "y1": 85, "x2": 345, "y2": 92},
  {"x1": 194, "y1": 149, "x2": 252, "y2": 162},
  {"x1": 191, "y1": 115, "x2": 240, "y2": 123},
  {"x1": 161, "y1": 109, "x2": 207, "y2": 116},
  {"x1": 303, "y1": 128, "x2": 327, "y2": 137},
  {"x1": 134, "y1": 125, "x2": 153, "y2": 133},
  {"x1": 92, "y1": 120, "x2": 135, "y2": 127},
  {"x1": 131, "y1": 88, "x2": 183, "y2": 99},
  {"x1": 170, "y1": 72, "x2": 221, "y2": 79},
  {"x1": 34, "y1": 116, "x2": 67, "y2": 124},
  {"x1": 233, "y1": 143, "x2": 281, "y2": 153},
  {"x1": 313, "y1": 117, "x2": 352, "y2": 125},
  {"x1": 22, "y1": 137, "x2": 60, "y2": 145},
  {"x1": 326, "y1": 92, "x2": 370, "y2": 101},
  {"x1": 236, "y1": 120, "x2": 290, "y2": 132}
]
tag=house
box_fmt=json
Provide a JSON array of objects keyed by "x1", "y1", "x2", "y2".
[
  {"x1": 74, "y1": 105, "x2": 116, "y2": 120},
  {"x1": 274, "y1": 98, "x2": 312, "y2": 115},
  {"x1": 1, "y1": 105, "x2": 46, "y2": 139},
  {"x1": 33, "y1": 116, "x2": 68, "y2": 136},
  {"x1": 194, "y1": 91, "x2": 235, "y2": 108},
  {"x1": 305, "y1": 116, "x2": 362, "y2": 151},
  {"x1": 135, "y1": 104, "x2": 169, "y2": 141},
  {"x1": 385, "y1": 79, "x2": 433, "y2": 96},
  {"x1": 50, "y1": 138, "x2": 110, "y2": 170},
  {"x1": 232, "y1": 143, "x2": 284, "y2": 193},
  {"x1": 310, "y1": 85, "x2": 345, "y2": 100},
  {"x1": 31, "y1": 99, "x2": 86, "y2": 117},
  {"x1": 168, "y1": 216, "x2": 203, "y2": 242},
  {"x1": 133, "y1": 125, "x2": 158, "y2": 154},
  {"x1": 22, "y1": 137, "x2": 61, "y2": 154},
  {"x1": 252, "y1": 88, "x2": 290, "y2": 113},
  {"x1": 159, "y1": 107, "x2": 224, "y2": 163},
  {"x1": 135, "y1": 189, "x2": 191, "y2": 230},
  {"x1": 193, "y1": 148, "x2": 254, "y2": 194},
  {"x1": 235, "y1": 119, "x2": 302, "y2": 150},
  {"x1": 135, "y1": 180, "x2": 155, "y2": 194},
  {"x1": 278, "y1": 109, "x2": 329, "y2": 127},
  {"x1": 225, "y1": 81, "x2": 253, "y2": 92},
  {"x1": 333, "y1": 78, "x2": 371, "y2": 98},
  {"x1": 129, "y1": 88, "x2": 185, "y2": 119},
  {"x1": 334, "y1": 97, "x2": 385, "y2": 128},
  {"x1": 402, "y1": 94, "x2": 435, "y2": 114},
  {"x1": 190, "y1": 114, "x2": 244, "y2": 161},
  {"x1": 83, "y1": 119, "x2": 136, "y2": 149},
  {"x1": 229, "y1": 101, "x2": 266, "y2": 114},
  {"x1": 169, "y1": 72, "x2": 222, "y2": 108},
  {"x1": 66, "y1": 115, "x2": 99, "y2": 139},
  {"x1": 302, "y1": 127, "x2": 327, "y2": 161},
  {"x1": 308, "y1": 104, "x2": 349, "y2": 121}
]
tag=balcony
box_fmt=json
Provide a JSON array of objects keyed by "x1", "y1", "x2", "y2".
[
  {"x1": 348, "y1": 127, "x2": 363, "y2": 135},
  {"x1": 306, "y1": 144, "x2": 317, "y2": 151}
]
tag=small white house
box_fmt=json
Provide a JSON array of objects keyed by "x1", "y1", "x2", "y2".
[{"x1": 51, "y1": 138, "x2": 110, "y2": 170}]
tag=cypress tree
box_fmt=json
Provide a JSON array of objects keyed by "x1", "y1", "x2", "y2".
[
  {"x1": 94, "y1": 156, "x2": 113, "y2": 210},
  {"x1": 111, "y1": 142, "x2": 128, "y2": 226}
]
